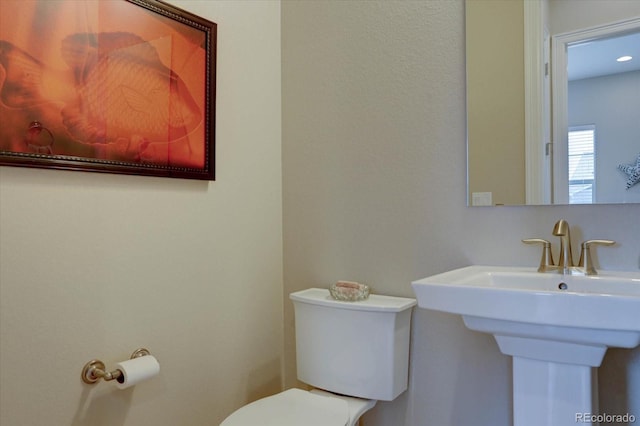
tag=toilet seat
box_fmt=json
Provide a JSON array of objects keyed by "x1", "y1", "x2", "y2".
[{"x1": 220, "y1": 388, "x2": 349, "y2": 426}]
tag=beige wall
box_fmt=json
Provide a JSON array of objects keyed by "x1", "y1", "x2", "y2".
[
  {"x1": 0, "y1": 1, "x2": 282, "y2": 425},
  {"x1": 466, "y1": 0, "x2": 526, "y2": 205},
  {"x1": 282, "y1": 1, "x2": 639, "y2": 425}
]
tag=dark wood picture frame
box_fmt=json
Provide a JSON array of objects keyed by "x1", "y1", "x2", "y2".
[{"x1": 0, "y1": 0, "x2": 216, "y2": 180}]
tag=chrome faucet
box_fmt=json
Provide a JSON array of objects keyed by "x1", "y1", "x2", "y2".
[
  {"x1": 523, "y1": 219, "x2": 615, "y2": 276},
  {"x1": 552, "y1": 219, "x2": 574, "y2": 274}
]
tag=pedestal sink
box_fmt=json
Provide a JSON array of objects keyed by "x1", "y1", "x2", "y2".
[{"x1": 412, "y1": 266, "x2": 640, "y2": 426}]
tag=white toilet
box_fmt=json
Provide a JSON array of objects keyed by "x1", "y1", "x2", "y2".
[{"x1": 221, "y1": 287, "x2": 417, "y2": 426}]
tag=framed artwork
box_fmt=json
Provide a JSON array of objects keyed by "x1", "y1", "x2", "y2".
[{"x1": 0, "y1": 0, "x2": 217, "y2": 180}]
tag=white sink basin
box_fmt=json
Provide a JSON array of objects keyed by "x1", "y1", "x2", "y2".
[
  {"x1": 412, "y1": 266, "x2": 640, "y2": 426},
  {"x1": 412, "y1": 265, "x2": 640, "y2": 346}
]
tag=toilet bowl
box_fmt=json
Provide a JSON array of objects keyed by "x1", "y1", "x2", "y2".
[
  {"x1": 220, "y1": 288, "x2": 416, "y2": 426},
  {"x1": 220, "y1": 388, "x2": 376, "y2": 426}
]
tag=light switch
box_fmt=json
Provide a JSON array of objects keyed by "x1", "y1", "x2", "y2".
[{"x1": 472, "y1": 192, "x2": 492, "y2": 206}]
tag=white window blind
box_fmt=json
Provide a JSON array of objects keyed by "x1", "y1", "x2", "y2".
[{"x1": 568, "y1": 125, "x2": 595, "y2": 204}]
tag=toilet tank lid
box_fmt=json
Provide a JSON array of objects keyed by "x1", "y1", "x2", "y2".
[{"x1": 290, "y1": 288, "x2": 416, "y2": 313}]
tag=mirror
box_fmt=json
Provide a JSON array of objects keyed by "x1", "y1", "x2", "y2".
[{"x1": 466, "y1": 0, "x2": 640, "y2": 206}]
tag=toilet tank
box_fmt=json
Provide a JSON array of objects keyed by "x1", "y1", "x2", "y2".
[{"x1": 290, "y1": 288, "x2": 417, "y2": 401}]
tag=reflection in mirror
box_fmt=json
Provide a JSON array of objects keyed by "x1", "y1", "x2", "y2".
[
  {"x1": 466, "y1": 0, "x2": 640, "y2": 206},
  {"x1": 553, "y1": 19, "x2": 640, "y2": 204}
]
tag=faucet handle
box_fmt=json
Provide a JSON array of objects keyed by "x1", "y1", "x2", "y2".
[
  {"x1": 578, "y1": 239, "x2": 615, "y2": 275},
  {"x1": 522, "y1": 238, "x2": 555, "y2": 272}
]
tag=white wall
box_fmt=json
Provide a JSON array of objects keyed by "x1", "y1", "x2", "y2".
[
  {"x1": 569, "y1": 71, "x2": 640, "y2": 204},
  {"x1": 0, "y1": 1, "x2": 282, "y2": 425},
  {"x1": 282, "y1": 1, "x2": 640, "y2": 425}
]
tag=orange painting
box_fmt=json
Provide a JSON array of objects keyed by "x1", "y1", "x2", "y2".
[{"x1": 0, "y1": 0, "x2": 216, "y2": 179}]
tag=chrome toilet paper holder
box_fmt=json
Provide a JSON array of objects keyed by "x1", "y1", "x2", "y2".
[{"x1": 81, "y1": 348, "x2": 151, "y2": 385}]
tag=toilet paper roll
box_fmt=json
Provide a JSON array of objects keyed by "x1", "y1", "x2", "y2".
[{"x1": 115, "y1": 355, "x2": 160, "y2": 390}]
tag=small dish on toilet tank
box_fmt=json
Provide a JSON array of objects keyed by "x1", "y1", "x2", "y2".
[{"x1": 329, "y1": 281, "x2": 370, "y2": 301}]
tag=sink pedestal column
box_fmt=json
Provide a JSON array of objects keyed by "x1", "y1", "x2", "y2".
[
  {"x1": 513, "y1": 357, "x2": 598, "y2": 426},
  {"x1": 490, "y1": 333, "x2": 607, "y2": 426}
]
